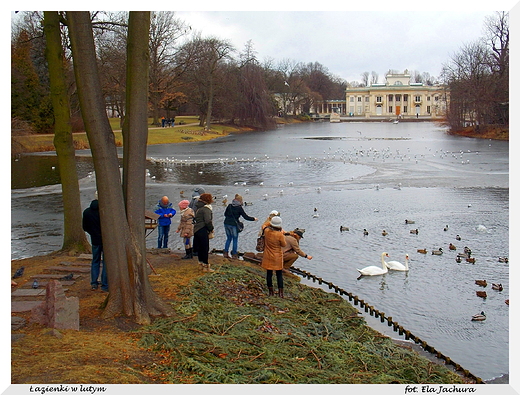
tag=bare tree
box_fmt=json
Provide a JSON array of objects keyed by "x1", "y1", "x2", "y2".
[
  {"x1": 370, "y1": 71, "x2": 379, "y2": 85},
  {"x1": 360, "y1": 71, "x2": 369, "y2": 87},
  {"x1": 67, "y1": 11, "x2": 172, "y2": 324},
  {"x1": 43, "y1": 11, "x2": 90, "y2": 254}
]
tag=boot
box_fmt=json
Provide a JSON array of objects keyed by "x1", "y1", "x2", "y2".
[
  {"x1": 231, "y1": 254, "x2": 239, "y2": 260},
  {"x1": 182, "y1": 248, "x2": 192, "y2": 259},
  {"x1": 223, "y1": 251, "x2": 231, "y2": 259},
  {"x1": 206, "y1": 264, "x2": 215, "y2": 272},
  {"x1": 277, "y1": 288, "x2": 284, "y2": 298},
  {"x1": 268, "y1": 287, "x2": 274, "y2": 296}
]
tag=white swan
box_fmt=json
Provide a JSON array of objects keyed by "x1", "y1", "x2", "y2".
[
  {"x1": 386, "y1": 254, "x2": 409, "y2": 271},
  {"x1": 357, "y1": 252, "x2": 389, "y2": 276}
]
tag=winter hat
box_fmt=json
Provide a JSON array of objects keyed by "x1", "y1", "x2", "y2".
[
  {"x1": 192, "y1": 187, "x2": 205, "y2": 197},
  {"x1": 293, "y1": 229, "x2": 304, "y2": 238},
  {"x1": 199, "y1": 193, "x2": 213, "y2": 204},
  {"x1": 270, "y1": 216, "x2": 282, "y2": 228},
  {"x1": 178, "y1": 200, "x2": 190, "y2": 210},
  {"x1": 269, "y1": 210, "x2": 279, "y2": 216}
]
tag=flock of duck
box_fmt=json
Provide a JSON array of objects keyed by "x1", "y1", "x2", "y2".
[{"x1": 352, "y1": 219, "x2": 508, "y2": 322}]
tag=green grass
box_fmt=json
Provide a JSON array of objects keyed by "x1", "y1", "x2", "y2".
[
  {"x1": 12, "y1": 116, "x2": 241, "y2": 154},
  {"x1": 138, "y1": 262, "x2": 466, "y2": 384}
]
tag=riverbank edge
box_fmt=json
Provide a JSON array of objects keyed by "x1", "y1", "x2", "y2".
[
  {"x1": 11, "y1": 118, "x2": 508, "y2": 158},
  {"x1": 11, "y1": 251, "x2": 478, "y2": 384}
]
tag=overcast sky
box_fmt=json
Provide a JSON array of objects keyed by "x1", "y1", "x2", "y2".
[{"x1": 174, "y1": 4, "x2": 516, "y2": 83}]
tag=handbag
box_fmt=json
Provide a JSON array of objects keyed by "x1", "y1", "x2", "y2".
[
  {"x1": 255, "y1": 229, "x2": 265, "y2": 252},
  {"x1": 208, "y1": 230, "x2": 215, "y2": 239},
  {"x1": 236, "y1": 220, "x2": 244, "y2": 233}
]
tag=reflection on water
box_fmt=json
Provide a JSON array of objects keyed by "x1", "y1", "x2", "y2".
[{"x1": 11, "y1": 122, "x2": 509, "y2": 381}]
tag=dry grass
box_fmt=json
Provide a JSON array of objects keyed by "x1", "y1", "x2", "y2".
[{"x1": 11, "y1": 252, "x2": 467, "y2": 384}]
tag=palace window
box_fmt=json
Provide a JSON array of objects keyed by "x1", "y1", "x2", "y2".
[
  {"x1": 396, "y1": 94, "x2": 401, "y2": 102},
  {"x1": 357, "y1": 97, "x2": 362, "y2": 102},
  {"x1": 404, "y1": 106, "x2": 408, "y2": 113},
  {"x1": 414, "y1": 95, "x2": 421, "y2": 102},
  {"x1": 365, "y1": 96, "x2": 370, "y2": 102},
  {"x1": 404, "y1": 94, "x2": 408, "y2": 102},
  {"x1": 376, "y1": 96, "x2": 382, "y2": 103},
  {"x1": 389, "y1": 95, "x2": 394, "y2": 102},
  {"x1": 389, "y1": 106, "x2": 393, "y2": 113},
  {"x1": 427, "y1": 105, "x2": 431, "y2": 114},
  {"x1": 427, "y1": 96, "x2": 431, "y2": 101},
  {"x1": 350, "y1": 97, "x2": 354, "y2": 102}
]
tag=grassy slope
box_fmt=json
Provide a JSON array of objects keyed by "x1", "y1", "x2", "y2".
[{"x1": 11, "y1": 253, "x2": 466, "y2": 384}]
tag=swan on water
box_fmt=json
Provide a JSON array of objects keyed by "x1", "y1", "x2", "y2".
[
  {"x1": 357, "y1": 252, "x2": 389, "y2": 277},
  {"x1": 386, "y1": 254, "x2": 409, "y2": 271}
]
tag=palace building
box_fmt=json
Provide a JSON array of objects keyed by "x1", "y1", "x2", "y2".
[{"x1": 344, "y1": 70, "x2": 447, "y2": 119}]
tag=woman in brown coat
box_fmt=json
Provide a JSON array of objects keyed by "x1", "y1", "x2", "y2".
[
  {"x1": 261, "y1": 216, "x2": 287, "y2": 297},
  {"x1": 176, "y1": 199, "x2": 195, "y2": 259}
]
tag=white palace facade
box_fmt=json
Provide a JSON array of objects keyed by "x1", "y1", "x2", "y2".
[
  {"x1": 312, "y1": 70, "x2": 447, "y2": 119},
  {"x1": 345, "y1": 70, "x2": 447, "y2": 119}
]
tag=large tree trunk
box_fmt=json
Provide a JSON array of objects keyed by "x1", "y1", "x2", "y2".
[
  {"x1": 122, "y1": 11, "x2": 172, "y2": 320},
  {"x1": 67, "y1": 11, "x2": 172, "y2": 324},
  {"x1": 43, "y1": 11, "x2": 90, "y2": 254}
]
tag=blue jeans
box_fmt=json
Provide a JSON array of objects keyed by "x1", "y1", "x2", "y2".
[
  {"x1": 224, "y1": 224, "x2": 239, "y2": 255},
  {"x1": 91, "y1": 244, "x2": 108, "y2": 291},
  {"x1": 158, "y1": 225, "x2": 170, "y2": 248}
]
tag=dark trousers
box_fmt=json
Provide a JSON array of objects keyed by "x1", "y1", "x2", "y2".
[
  {"x1": 194, "y1": 228, "x2": 210, "y2": 264},
  {"x1": 266, "y1": 270, "x2": 283, "y2": 289}
]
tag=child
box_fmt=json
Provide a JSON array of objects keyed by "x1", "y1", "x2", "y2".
[
  {"x1": 154, "y1": 196, "x2": 176, "y2": 249},
  {"x1": 176, "y1": 199, "x2": 195, "y2": 259}
]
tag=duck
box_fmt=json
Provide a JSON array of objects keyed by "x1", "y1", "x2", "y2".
[
  {"x1": 475, "y1": 280, "x2": 487, "y2": 287},
  {"x1": 381, "y1": 229, "x2": 388, "y2": 236},
  {"x1": 410, "y1": 228, "x2": 419, "y2": 234},
  {"x1": 492, "y1": 283, "x2": 503, "y2": 291},
  {"x1": 357, "y1": 252, "x2": 389, "y2": 277},
  {"x1": 340, "y1": 226, "x2": 349, "y2": 232},
  {"x1": 464, "y1": 246, "x2": 472, "y2": 255},
  {"x1": 449, "y1": 243, "x2": 457, "y2": 250},
  {"x1": 386, "y1": 254, "x2": 409, "y2": 271},
  {"x1": 444, "y1": 225, "x2": 449, "y2": 231},
  {"x1": 456, "y1": 235, "x2": 462, "y2": 241},
  {"x1": 431, "y1": 248, "x2": 443, "y2": 255},
  {"x1": 476, "y1": 291, "x2": 487, "y2": 298},
  {"x1": 498, "y1": 256, "x2": 508, "y2": 263},
  {"x1": 456, "y1": 256, "x2": 462, "y2": 263},
  {"x1": 417, "y1": 248, "x2": 427, "y2": 254},
  {"x1": 471, "y1": 311, "x2": 486, "y2": 321},
  {"x1": 466, "y1": 257, "x2": 476, "y2": 264},
  {"x1": 363, "y1": 229, "x2": 369, "y2": 236},
  {"x1": 405, "y1": 219, "x2": 415, "y2": 224}
]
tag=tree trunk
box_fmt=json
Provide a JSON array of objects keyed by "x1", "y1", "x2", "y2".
[
  {"x1": 43, "y1": 11, "x2": 90, "y2": 254},
  {"x1": 205, "y1": 77, "x2": 214, "y2": 131},
  {"x1": 67, "y1": 11, "x2": 172, "y2": 324},
  {"x1": 123, "y1": 11, "x2": 172, "y2": 320}
]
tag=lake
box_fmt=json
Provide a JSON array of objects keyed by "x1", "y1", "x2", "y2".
[{"x1": 11, "y1": 121, "x2": 509, "y2": 381}]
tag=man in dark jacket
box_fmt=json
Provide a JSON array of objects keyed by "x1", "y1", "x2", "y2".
[{"x1": 82, "y1": 193, "x2": 108, "y2": 291}]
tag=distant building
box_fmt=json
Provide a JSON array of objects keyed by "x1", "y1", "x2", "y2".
[{"x1": 345, "y1": 70, "x2": 447, "y2": 119}]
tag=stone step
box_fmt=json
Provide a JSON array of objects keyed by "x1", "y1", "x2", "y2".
[
  {"x1": 11, "y1": 289, "x2": 47, "y2": 297},
  {"x1": 12, "y1": 301, "x2": 42, "y2": 313},
  {"x1": 78, "y1": 254, "x2": 92, "y2": 260},
  {"x1": 30, "y1": 274, "x2": 82, "y2": 280},
  {"x1": 60, "y1": 261, "x2": 91, "y2": 267},
  {"x1": 45, "y1": 266, "x2": 90, "y2": 273},
  {"x1": 24, "y1": 280, "x2": 75, "y2": 288}
]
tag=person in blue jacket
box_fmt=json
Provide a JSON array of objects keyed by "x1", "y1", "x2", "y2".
[{"x1": 154, "y1": 196, "x2": 176, "y2": 249}]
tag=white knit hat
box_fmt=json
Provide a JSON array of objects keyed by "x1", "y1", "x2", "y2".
[{"x1": 270, "y1": 216, "x2": 282, "y2": 228}]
